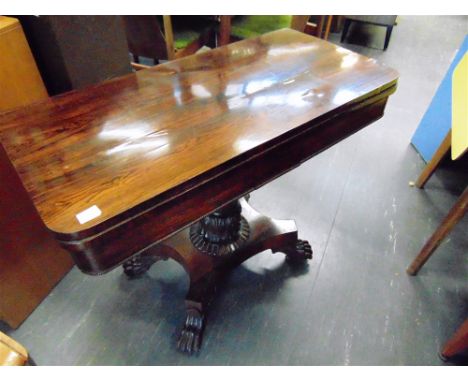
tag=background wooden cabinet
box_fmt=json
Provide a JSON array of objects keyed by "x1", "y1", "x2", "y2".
[
  {"x1": 0, "y1": 16, "x2": 73, "y2": 329},
  {"x1": 0, "y1": 16, "x2": 48, "y2": 111}
]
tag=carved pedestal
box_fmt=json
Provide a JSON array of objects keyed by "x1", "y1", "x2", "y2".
[{"x1": 122, "y1": 197, "x2": 312, "y2": 354}]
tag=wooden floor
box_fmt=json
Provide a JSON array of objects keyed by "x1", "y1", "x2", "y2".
[{"x1": 2, "y1": 16, "x2": 467, "y2": 365}]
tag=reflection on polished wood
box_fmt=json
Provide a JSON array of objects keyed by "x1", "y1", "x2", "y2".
[
  {"x1": 0, "y1": 28, "x2": 397, "y2": 238},
  {"x1": 0, "y1": 29, "x2": 397, "y2": 354}
]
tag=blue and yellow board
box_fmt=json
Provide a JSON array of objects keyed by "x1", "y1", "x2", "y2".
[{"x1": 411, "y1": 35, "x2": 468, "y2": 162}]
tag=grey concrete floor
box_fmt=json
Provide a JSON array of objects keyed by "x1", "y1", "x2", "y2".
[{"x1": 3, "y1": 16, "x2": 467, "y2": 365}]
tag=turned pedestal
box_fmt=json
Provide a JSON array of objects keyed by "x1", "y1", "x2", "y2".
[{"x1": 122, "y1": 197, "x2": 312, "y2": 354}]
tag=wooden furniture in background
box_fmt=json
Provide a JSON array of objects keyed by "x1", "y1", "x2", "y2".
[
  {"x1": 0, "y1": 16, "x2": 48, "y2": 111},
  {"x1": 218, "y1": 15, "x2": 231, "y2": 46},
  {"x1": 0, "y1": 16, "x2": 73, "y2": 329},
  {"x1": 0, "y1": 144, "x2": 73, "y2": 329},
  {"x1": 0, "y1": 29, "x2": 398, "y2": 354},
  {"x1": 0, "y1": 331, "x2": 28, "y2": 366},
  {"x1": 290, "y1": 15, "x2": 310, "y2": 32},
  {"x1": 415, "y1": 130, "x2": 452, "y2": 188},
  {"x1": 409, "y1": 51, "x2": 467, "y2": 271},
  {"x1": 407, "y1": 187, "x2": 467, "y2": 275},
  {"x1": 162, "y1": 15, "x2": 176, "y2": 60},
  {"x1": 414, "y1": 52, "x2": 467, "y2": 188},
  {"x1": 406, "y1": 187, "x2": 468, "y2": 360},
  {"x1": 123, "y1": 16, "x2": 216, "y2": 67},
  {"x1": 321, "y1": 16, "x2": 333, "y2": 40},
  {"x1": 341, "y1": 16, "x2": 397, "y2": 50},
  {"x1": 407, "y1": 52, "x2": 467, "y2": 361},
  {"x1": 219, "y1": 16, "x2": 333, "y2": 46},
  {"x1": 16, "y1": 16, "x2": 132, "y2": 96},
  {"x1": 167, "y1": 16, "x2": 217, "y2": 59},
  {"x1": 224, "y1": 15, "x2": 304, "y2": 44},
  {"x1": 122, "y1": 16, "x2": 169, "y2": 65},
  {"x1": 440, "y1": 319, "x2": 468, "y2": 360},
  {"x1": 228, "y1": 15, "x2": 305, "y2": 41},
  {"x1": 304, "y1": 16, "x2": 333, "y2": 40},
  {"x1": 330, "y1": 15, "x2": 345, "y2": 34}
]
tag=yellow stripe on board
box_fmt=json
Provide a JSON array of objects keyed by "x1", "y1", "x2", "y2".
[{"x1": 452, "y1": 52, "x2": 468, "y2": 160}]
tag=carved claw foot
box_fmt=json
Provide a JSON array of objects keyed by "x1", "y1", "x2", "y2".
[
  {"x1": 281, "y1": 239, "x2": 313, "y2": 262},
  {"x1": 122, "y1": 253, "x2": 158, "y2": 278},
  {"x1": 177, "y1": 308, "x2": 204, "y2": 354}
]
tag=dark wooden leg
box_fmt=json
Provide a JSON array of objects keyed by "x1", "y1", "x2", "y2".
[
  {"x1": 322, "y1": 16, "x2": 333, "y2": 40},
  {"x1": 407, "y1": 187, "x2": 468, "y2": 275},
  {"x1": 178, "y1": 303, "x2": 205, "y2": 354},
  {"x1": 218, "y1": 15, "x2": 231, "y2": 46},
  {"x1": 415, "y1": 130, "x2": 451, "y2": 188},
  {"x1": 315, "y1": 16, "x2": 325, "y2": 38},
  {"x1": 132, "y1": 54, "x2": 139, "y2": 63},
  {"x1": 341, "y1": 19, "x2": 351, "y2": 43},
  {"x1": 150, "y1": 197, "x2": 312, "y2": 354},
  {"x1": 177, "y1": 271, "x2": 222, "y2": 354},
  {"x1": 274, "y1": 239, "x2": 313, "y2": 263},
  {"x1": 383, "y1": 26, "x2": 393, "y2": 50},
  {"x1": 440, "y1": 319, "x2": 468, "y2": 360}
]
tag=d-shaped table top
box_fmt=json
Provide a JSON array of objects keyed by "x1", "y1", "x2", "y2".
[{"x1": 0, "y1": 29, "x2": 398, "y2": 243}]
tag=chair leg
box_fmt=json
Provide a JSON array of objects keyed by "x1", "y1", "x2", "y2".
[
  {"x1": 316, "y1": 16, "x2": 325, "y2": 38},
  {"x1": 440, "y1": 319, "x2": 468, "y2": 360},
  {"x1": 162, "y1": 15, "x2": 175, "y2": 60},
  {"x1": 415, "y1": 130, "x2": 452, "y2": 188},
  {"x1": 383, "y1": 25, "x2": 393, "y2": 50},
  {"x1": 322, "y1": 16, "x2": 333, "y2": 40},
  {"x1": 341, "y1": 19, "x2": 351, "y2": 43},
  {"x1": 407, "y1": 187, "x2": 468, "y2": 275},
  {"x1": 132, "y1": 54, "x2": 139, "y2": 63},
  {"x1": 218, "y1": 15, "x2": 231, "y2": 46}
]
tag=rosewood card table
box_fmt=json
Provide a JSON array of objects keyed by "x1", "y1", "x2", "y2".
[{"x1": 0, "y1": 29, "x2": 398, "y2": 354}]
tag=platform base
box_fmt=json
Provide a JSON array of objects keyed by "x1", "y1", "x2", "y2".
[{"x1": 122, "y1": 198, "x2": 312, "y2": 354}]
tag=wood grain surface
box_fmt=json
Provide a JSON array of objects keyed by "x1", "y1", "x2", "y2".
[{"x1": 0, "y1": 29, "x2": 397, "y2": 238}]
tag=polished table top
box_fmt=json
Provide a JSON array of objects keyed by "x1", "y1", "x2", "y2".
[{"x1": 0, "y1": 29, "x2": 398, "y2": 241}]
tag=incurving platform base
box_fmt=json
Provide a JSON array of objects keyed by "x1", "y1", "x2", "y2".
[{"x1": 122, "y1": 197, "x2": 312, "y2": 354}]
